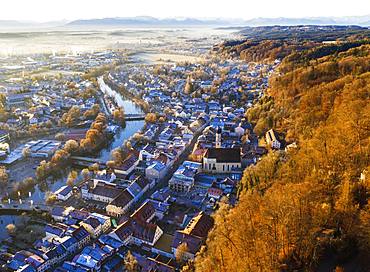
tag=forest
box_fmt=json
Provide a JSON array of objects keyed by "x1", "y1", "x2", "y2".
[
  {"x1": 195, "y1": 38, "x2": 370, "y2": 271},
  {"x1": 215, "y1": 25, "x2": 370, "y2": 62}
]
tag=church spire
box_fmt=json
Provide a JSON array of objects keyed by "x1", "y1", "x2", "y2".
[{"x1": 216, "y1": 127, "x2": 222, "y2": 148}]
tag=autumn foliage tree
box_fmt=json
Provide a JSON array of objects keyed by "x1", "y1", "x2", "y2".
[
  {"x1": 195, "y1": 42, "x2": 370, "y2": 271},
  {"x1": 80, "y1": 113, "x2": 108, "y2": 153},
  {"x1": 145, "y1": 113, "x2": 157, "y2": 124},
  {"x1": 113, "y1": 107, "x2": 126, "y2": 126},
  {"x1": 61, "y1": 105, "x2": 81, "y2": 127}
]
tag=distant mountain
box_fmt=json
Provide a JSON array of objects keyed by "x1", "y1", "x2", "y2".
[
  {"x1": 66, "y1": 15, "x2": 370, "y2": 28},
  {"x1": 67, "y1": 16, "x2": 234, "y2": 27},
  {"x1": 1, "y1": 16, "x2": 370, "y2": 31}
]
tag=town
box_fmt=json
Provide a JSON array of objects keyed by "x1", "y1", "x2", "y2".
[{"x1": 0, "y1": 40, "x2": 280, "y2": 272}]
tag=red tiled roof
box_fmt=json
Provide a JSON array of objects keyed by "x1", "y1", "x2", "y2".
[
  {"x1": 90, "y1": 182, "x2": 123, "y2": 199},
  {"x1": 183, "y1": 212, "x2": 214, "y2": 238},
  {"x1": 116, "y1": 152, "x2": 139, "y2": 171},
  {"x1": 131, "y1": 201, "x2": 155, "y2": 222},
  {"x1": 207, "y1": 187, "x2": 223, "y2": 197},
  {"x1": 110, "y1": 190, "x2": 134, "y2": 207}
]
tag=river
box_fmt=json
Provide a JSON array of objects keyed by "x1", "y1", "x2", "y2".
[
  {"x1": 97, "y1": 76, "x2": 145, "y2": 160},
  {"x1": 28, "y1": 77, "x2": 145, "y2": 203},
  {"x1": 0, "y1": 215, "x2": 28, "y2": 241}
]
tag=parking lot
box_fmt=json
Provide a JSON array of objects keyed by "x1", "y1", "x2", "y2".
[{"x1": 7, "y1": 158, "x2": 41, "y2": 183}]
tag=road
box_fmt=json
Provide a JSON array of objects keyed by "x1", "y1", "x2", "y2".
[
  {"x1": 127, "y1": 122, "x2": 208, "y2": 214},
  {"x1": 0, "y1": 201, "x2": 59, "y2": 213}
]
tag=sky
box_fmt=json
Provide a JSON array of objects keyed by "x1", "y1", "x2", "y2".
[{"x1": 0, "y1": 0, "x2": 369, "y2": 22}]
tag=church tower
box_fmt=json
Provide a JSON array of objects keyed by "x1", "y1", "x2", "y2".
[{"x1": 216, "y1": 127, "x2": 222, "y2": 148}]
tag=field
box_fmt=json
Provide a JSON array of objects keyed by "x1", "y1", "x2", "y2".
[{"x1": 0, "y1": 27, "x2": 235, "y2": 57}]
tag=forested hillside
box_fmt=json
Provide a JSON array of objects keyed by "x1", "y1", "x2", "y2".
[
  {"x1": 215, "y1": 25, "x2": 370, "y2": 62},
  {"x1": 195, "y1": 41, "x2": 370, "y2": 271}
]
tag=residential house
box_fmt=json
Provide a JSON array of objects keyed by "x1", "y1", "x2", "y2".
[
  {"x1": 81, "y1": 180, "x2": 122, "y2": 203},
  {"x1": 71, "y1": 226, "x2": 91, "y2": 250},
  {"x1": 25, "y1": 254, "x2": 48, "y2": 272},
  {"x1": 168, "y1": 161, "x2": 202, "y2": 192},
  {"x1": 106, "y1": 189, "x2": 135, "y2": 217},
  {"x1": 265, "y1": 129, "x2": 281, "y2": 149},
  {"x1": 145, "y1": 161, "x2": 167, "y2": 181},
  {"x1": 82, "y1": 218, "x2": 105, "y2": 240},
  {"x1": 109, "y1": 201, "x2": 163, "y2": 247},
  {"x1": 45, "y1": 224, "x2": 66, "y2": 239},
  {"x1": 54, "y1": 186, "x2": 73, "y2": 201},
  {"x1": 171, "y1": 212, "x2": 214, "y2": 259},
  {"x1": 114, "y1": 151, "x2": 139, "y2": 177},
  {"x1": 51, "y1": 207, "x2": 74, "y2": 222}
]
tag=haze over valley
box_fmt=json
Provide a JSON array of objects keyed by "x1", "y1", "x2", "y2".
[{"x1": 0, "y1": 1, "x2": 369, "y2": 272}]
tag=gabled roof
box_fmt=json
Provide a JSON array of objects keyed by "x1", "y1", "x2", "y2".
[
  {"x1": 155, "y1": 153, "x2": 169, "y2": 164},
  {"x1": 172, "y1": 212, "x2": 214, "y2": 255},
  {"x1": 60, "y1": 236, "x2": 78, "y2": 249},
  {"x1": 81, "y1": 245, "x2": 107, "y2": 262},
  {"x1": 116, "y1": 152, "x2": 139, "y2": 171},
  {"x1": 205, "y1": 148, "x2": 241, "y2": 163},
  {"x1": 98, "y1": 234, "x2": 124, "y2": 249},
  {"x1": 127, "y1": 181, "x2": 142, "y2": 197},
  {"x1": 183, "y1": 212, "x2": 214, "y2": 238},
  {"x1": 171, "y1": 232, "x2": 203, "y2": 255},
  {"x1": 25, "y1": 254, "x2": 45, "y2": 269},
  {"x1": 110, "y1": 189, "x2": 134, "y2": 208},
  {"x1": 82, "y1": 216, "x2": 101, "y2": 229},
  {"x1": 69, "y1": 209, "x2": 90, "y2": 221},
  {"x1": 148, "y1": 161, "x2": 166, "y2": 172},
  {"x1": 45, "y1": 224, "x2": 65, "y2": 237},
  {"x1": 131, "y1": 201, "x2": 155, "y2": 222},
  {"x1": 112, "y1": 220, "x2": 132, "y2": 241},
  {"x1": 71, "y1": 226, "x2": 90, "y2": 241},
  {"x1": 130, "y1": 219, "x2": 158, "y2": 243},
  {"x1": 55, "y1": 185, "x2": 72, "y2": 196},
  {"x1": 112, "y1": 201, "x2": 160, "y2": 244},
  {"x1": 134, "y1": 175, "x2": 150, "y2": 189},
  {"x1": 88, "y1": 181, "x2": 123, "y2": 199}
]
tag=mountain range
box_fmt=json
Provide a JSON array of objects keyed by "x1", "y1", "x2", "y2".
[{"x1": 0, "y1": 15, "x2": 369, "y2": 30}]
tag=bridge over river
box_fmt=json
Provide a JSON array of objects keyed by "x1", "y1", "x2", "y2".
[
  {"x1": 0, "y1": 201, "x2": 61, "y2": 214},
  {"x1": 124, "y1": 113, "x2": 145, "y2": 121},
  {"x1": 70, "y1": 156, "x2": 106, "y2": 168}
]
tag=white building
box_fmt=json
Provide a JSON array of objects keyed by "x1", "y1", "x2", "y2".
[
  {"x1": 203, "y1": 148, "x2": 241, "y2": 173},
  {"x1": 169, "y1": 161, "x2": 202, "y2": 192},
  {"x1": 265, "y1": 129, "x2": 281, "y2": 149},
  {"x1": 145, "y1": 161, "x2": 167, "y2": 181},
  {"x1": 54, "y1": 186, "x2": 73, "y2": 201}
]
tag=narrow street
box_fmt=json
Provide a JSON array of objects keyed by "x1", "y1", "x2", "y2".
[{"x1": 127, "y1": 122, "x2": 208, "y2": 215}]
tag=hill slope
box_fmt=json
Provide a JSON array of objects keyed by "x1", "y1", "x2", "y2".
[
  {"x1": 195, "y1": 42, "x2": 370, "y2": 271},
  {"x1": 214, "y1": 26, "x2": 370, "y2": 62}
]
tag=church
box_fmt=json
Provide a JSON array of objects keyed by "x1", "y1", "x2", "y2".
[{"x1": 202, "y1": 127, "x2": 241, "y2": 173}]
